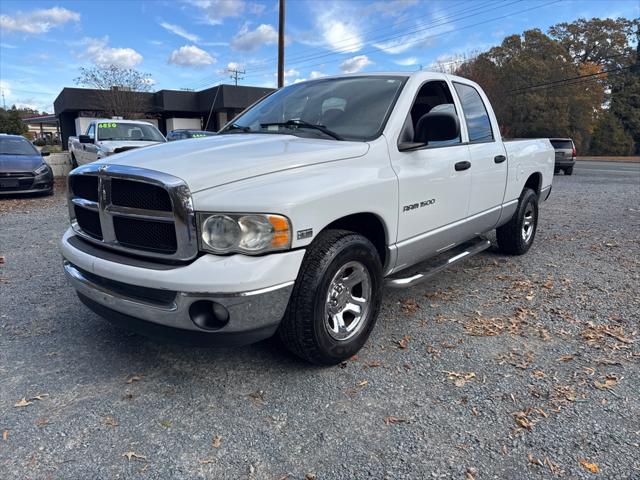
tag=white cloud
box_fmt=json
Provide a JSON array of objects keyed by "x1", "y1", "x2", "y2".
[
  {"x1": 309, "y1": 71, "x2": 326, "y2": 79},
  {"x1": 160, "y1": 22, "x2": 200, "y2": 43},
  {"x1": 187, "y1": 0, "x2": 245, "y2": 25},
  {"x1": 0, "y1": 6, "x2": 80, "y2": 35},
  {"x1": 231, "y1": 24, "x2": 278, "y2": 51},
  {"x1": 317, "y1": 11, "x2": 362, "y2": 53},
  {"x1": 373, "y1": 10, "x2": 455, "y2": 55},
  {"x1": 80, "y1": 37, "x2": 143, "y2": 68},
  {"x1": 372, "y1": 0, "x2": 418, "y2": 17},
  {"x1": 340, "y1": 55, "x2": 372, "y2": 74},
  {"x1": 395, "y1": 57, "x2": 418, "y2": 66},
  {"x1": 168, "y1": 45, "x2": 216, "y2": 66},
  {"x1": 248, "y1": 2, "x2": 266, "y2": 15},
  {"x1": 141, "y1": 77, "x2": 157, "y2": 86}
]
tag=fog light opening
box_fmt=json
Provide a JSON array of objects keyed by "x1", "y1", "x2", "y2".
[{"x1": 189, "y1": 300, "x2": 230, "y2": 330}]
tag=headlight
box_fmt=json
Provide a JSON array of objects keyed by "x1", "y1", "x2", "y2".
[
  {"x1": 34, "y1": 164, "x2": 49, "y2": 175},
  {"x1": 198, "y1": 213, "x2": 291, "y2": 254}
]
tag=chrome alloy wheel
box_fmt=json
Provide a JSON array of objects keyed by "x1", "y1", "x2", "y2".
[
  {"x1": 324, "y1": 261, "x2": 372, "y2": 341},
  {"x1": 521, "y1": 204, "x2": 535, "y2": 243}
]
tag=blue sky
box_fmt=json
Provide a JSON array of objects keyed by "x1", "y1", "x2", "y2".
[{"x1": 1, "y1": 0, "x2": 638, "y2": 113}]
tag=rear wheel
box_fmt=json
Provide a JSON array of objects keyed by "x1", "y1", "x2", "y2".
[
  {"x1": 278, "y1": 229, "x2": 382, "y2": 365},
  {"x1": 496, "y1": 188, "x2": 539, "y2": 255},
  {"x1": 564, "y1": 166, "x2": 573, "y2": 175}
]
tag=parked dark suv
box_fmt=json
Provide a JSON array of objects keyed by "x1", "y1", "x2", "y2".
[
  {"x1": 0, "y1": 134, "x2": 53, "y2": 195},
  {"x1": 550, "y1": 138, "x2": 576, "y2": 175},
  {"x1": 166, "y1": 129, "x2": 216, "y2": 141}
]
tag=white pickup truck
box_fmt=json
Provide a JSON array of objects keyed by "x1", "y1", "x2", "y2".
[
  {"x1": 61, "y1": 72, "x2": 553, "y2": 364},
  {"x1": 68, "y1": 119, "x2": 166, "y2": 167}
]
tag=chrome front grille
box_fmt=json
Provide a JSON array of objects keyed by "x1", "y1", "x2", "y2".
[{"x1": 67, "y1": 164, "x2": 197, "y2": 261}]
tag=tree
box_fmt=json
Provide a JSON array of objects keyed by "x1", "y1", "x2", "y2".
[
  {"x1": 549, "y1": 17, "x2": 639, "y2": 153},
  {"x1": 589, "y1": 111, "x2": 635, "y2": 155},
  {"x1": 455, "y1": 29, "x2": 604, "y2": 151},
  {"x1": 74, "y1": 65, "x2": 154, "y2": 119},
  {"x1": 0, "y1": 106, "x2": 28, "y2": 135}
]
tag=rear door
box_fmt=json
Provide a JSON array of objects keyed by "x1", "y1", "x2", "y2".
[{"x1": 452, "y1": 82, "x2": 507, "y2": 220}]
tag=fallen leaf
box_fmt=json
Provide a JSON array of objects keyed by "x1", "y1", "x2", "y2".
[
  {"x1": 594, "y1": 378, "x2": 618, "y2": 390},
  {"x1": 34, "y1": 418, "x2": 50, "y2": 427},
  {"x1": 199, "y1": 459, "x2": 215, "y2": 465},
  {"x1": 305, "y1": 474, "x2": 317, "y2": 480},
  {"x1": 400, "y1": 298, "x2": 419, "y2": 315},
  {"x1": 525, "y1": 294, "x2": 535, "y2": 301},
  {"x1": 123, "y1": 451, "x2": 147, "y2": 462},
  {"x1": 384, "y1": 416, "x2": 409, "y2": 425},
  {"x1": 357, "y1": 380, "x2": 369, "y2": 387},
  {"x1": 14, "y1": 398, "x2": 33, "y2": 408},
  {"x1": 466, "y1": 467, "x2": 477, "y2": 480},
  {"x1": 542, "y1": 280, "x2": 554, "y2": 290},
  {"x1": 579, "y1": 458, "x2": 599, "y2": 473},
  {"x1": 0, "y1": 256, "x2": 5, "y2": 264},
  {"x1": 104, "y1": 416, "x2": 118, "y2": 427},
  {"x1": 558, "y1": 354, "x2": 575, "y2": 362},
  {"x1": 160, "y1": 420, "x2": 172, "y2": 428},
  {"x1": 397, "y1": 336, "x2": 410, "y2": 349},
  {"x1": 2, "y1": 430, "x2": 8, "y2": 441},
  {"x1": 248, "y1": 390, "x2": 265, "y2": 404},
  {"x1": 126, "y1": 374, "x2": 144, "y2": 384},
  {"x1": 365, "y1": 361, "x2": 382, "y2": 368},
  {"x1": 444, "y1": 371, "x2": 476, "y2": 387},
  {"x1": 212, "y1": 435, "x2": 223, "y2": 448},
  {"x1": 528, "y1": 453, "x2": 542, "y2": 466}
]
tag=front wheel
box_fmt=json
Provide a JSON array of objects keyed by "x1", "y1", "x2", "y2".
[
  {"x1": 496, "y1": 188, "x2": 539, "y2": 255},
  {"x1": 278, "y1": 229, "x2": 383, "y2": 365},
  {"x1": 564, "y1": 166, "x2": 573, "y2": 175}
]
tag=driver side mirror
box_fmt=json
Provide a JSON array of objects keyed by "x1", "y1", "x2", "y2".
[
  {"x1": 79, "y1": 135, "x2": 93, "y2": 144},
  {"x1": 398, "y1": 109, "x2": 461, "y2": 151}
]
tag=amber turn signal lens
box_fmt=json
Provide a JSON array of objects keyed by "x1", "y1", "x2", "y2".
[{"x1": 268, "y1": 215, "x2": 290, "y2": 248}]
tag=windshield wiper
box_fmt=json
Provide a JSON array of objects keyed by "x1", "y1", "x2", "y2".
[
  {"x1": 260, "y1": 119, "x2": 344, "y2": 140},
  {"x1": 223, "y1": 123, "x2": 252, "y2": 133}
]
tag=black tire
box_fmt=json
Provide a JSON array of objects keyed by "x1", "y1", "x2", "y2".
[
  {"x1": 70, "y1": 153, "x2": 78, "y2": 169},
  {"x1": 496, "y1": 188, "x2": 539, "y2": 255},
  {"x1": 564, "y1": 166, "x2": 573, "y2": 175},
  {"x1": 278, "y1": 229, "x2": 383, "y2": 365},
  {"x1": 554, "y1": 168, "x2": 560, "y2": 174}
]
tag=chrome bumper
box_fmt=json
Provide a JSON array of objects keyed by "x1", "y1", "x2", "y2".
[{"x1": 63, "y1": 260, "x2": 293, "y2": 337}]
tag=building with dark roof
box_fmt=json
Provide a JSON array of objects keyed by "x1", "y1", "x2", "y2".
[{"x1": 53, "y1": 84, "x2": 274, "y2": 149}]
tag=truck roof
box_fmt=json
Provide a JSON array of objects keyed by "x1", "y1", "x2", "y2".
[
  {"x1": 298, "y1": 71, "x2": 477, "y2": 85},
  {"x1": 91, "y1": 119, "x2": 156, "y2": 125}
]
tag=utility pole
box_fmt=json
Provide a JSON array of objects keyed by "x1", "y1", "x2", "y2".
[
  {"x1": 228, "y1": 67, "x2": 245, "y2": 86},
  {"x1": 277, "y1": 0, "x2": 285, "y2": 88},
  {"x1": 1, "y1": 89, "x2": 5, "y2": 110}
]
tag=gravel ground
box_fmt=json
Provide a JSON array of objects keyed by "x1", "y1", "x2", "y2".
[{"x1": 1, "y1": 163, "x2": 639, "y2": 479}]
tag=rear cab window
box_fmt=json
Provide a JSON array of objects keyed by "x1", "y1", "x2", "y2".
[
  {"x1": 452, "y1": 82, "x2": 494, "y2": 143},
  {"x1": 550, "y1": 140, "x2": 573, "y2": 150}
]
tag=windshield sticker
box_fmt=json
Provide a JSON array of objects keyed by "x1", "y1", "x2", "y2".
[{"x1": 98, "y1": 123, "x2": 118, "y2": 128}]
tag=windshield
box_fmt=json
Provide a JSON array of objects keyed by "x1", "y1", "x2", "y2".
[
  {"x1": 96, "y1": 122, "x2": 165, "y2": 142},
  {"x1": 550, "y1": 140, "x2": 573, "y2": 150},
  {"x1": 0, "y1": 137, "x2": 39, "y2": 156},
  {"x1": 220, "y1": 76, "x2": 407, "y2": 141}
]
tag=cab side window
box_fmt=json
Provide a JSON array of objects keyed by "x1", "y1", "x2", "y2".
[
  {"x1": 453, "y1": 83, "x2": 493, "y2": 142},
  {"x1": 399, "y1": 80, "x2": 461, "y2": 147}
]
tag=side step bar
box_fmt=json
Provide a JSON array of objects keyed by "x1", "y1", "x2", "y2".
[{"x1": 385, "y1": 237, "x2": 491, "y2": 289}]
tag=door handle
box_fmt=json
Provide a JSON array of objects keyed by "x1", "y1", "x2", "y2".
[
  {"x1": 455, "y1": 161, "x2": 471, "y2": 171},
  {"x1": 494, "y1": 155, "x2": 506, "y2": 164}
]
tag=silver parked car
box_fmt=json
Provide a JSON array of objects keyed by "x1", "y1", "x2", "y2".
[{"x1": 550, "y1": 138, "x2": 576, "y2": 175}]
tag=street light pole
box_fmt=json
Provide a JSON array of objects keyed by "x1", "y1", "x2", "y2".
[{"x1": 277, "y1": 0, "x2": 285, "y2": 88}]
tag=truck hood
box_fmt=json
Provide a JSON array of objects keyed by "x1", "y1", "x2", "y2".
[
  {"x1": 0, "y1": 154, "x2": 45, "y2": 173},
  {"x1": 99, "y1": 134, "x2": 369, "y2": 192},
  {"x1": 98, "y1": 140, "x2": 163, "y2": 153}
]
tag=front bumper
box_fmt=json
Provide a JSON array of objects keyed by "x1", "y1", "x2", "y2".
[
  {"x1": 61, "y1": 228, "x2": 305, "y2": 345},
  {"x1": 0, "y1": 170, "x2": 53, "y2": 195}
]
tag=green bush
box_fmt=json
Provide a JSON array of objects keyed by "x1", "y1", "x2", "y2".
[{"x1": 33, "y1": 138, "x2": 46, "y2": 147}]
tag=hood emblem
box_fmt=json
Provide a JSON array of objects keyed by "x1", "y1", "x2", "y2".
[{"x1": 98, "y1": 165, "x2": 109, "y2": 173}]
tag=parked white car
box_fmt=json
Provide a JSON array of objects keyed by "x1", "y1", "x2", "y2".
[
  {"x1": 68, "y1": 119, "x2": 166, "y2": 167},
  {"x1": 61, "y1": 72, "x2": 554, "y2": 364}
]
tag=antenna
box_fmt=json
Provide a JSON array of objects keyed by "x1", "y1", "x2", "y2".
[{"x1": 228, "y1": 68, "x2": 245, "y2": 86}]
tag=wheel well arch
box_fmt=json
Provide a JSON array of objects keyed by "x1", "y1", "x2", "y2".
[
  {"x1": 524, "y1": 172, "x2": 542, "y2": 195},
  {"x1": 322, "y1": 212, "x2": 388, "y2": 265}
]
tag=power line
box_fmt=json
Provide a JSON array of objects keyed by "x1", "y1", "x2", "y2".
[
  {"x1": 228, "y1": 67, "x2": 245, "y2": 85},
  {"x1": 189, "y1": 0, "x2": 511, "y2": 90},
  {"x1": 508, "y1": 66, "x2": 633, "y2": 93},
  {"x1": 202, "y1": 0, "x2": 560, "y2": 90}
]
